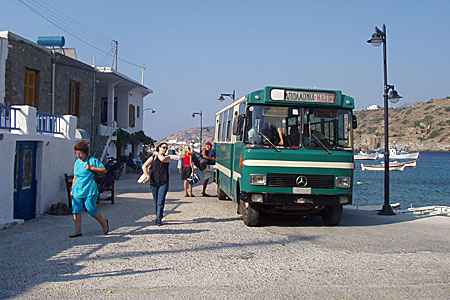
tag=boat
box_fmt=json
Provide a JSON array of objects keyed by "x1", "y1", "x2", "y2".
[
  {"x1": 381, "y1": 160, "x2": 417, "y2": 168},
  {"x1": 354, "y1": 152, "x2": 378, "y2": 160},
  {"x1": 376, "y1": 152, "x2": 385, "y2": 159},
  {"x1": 389, "y1": 149, "x2": 420, "y2": 160},
  {"x1": 361, "y1": 163, "x2": 406, "y2": 171}
]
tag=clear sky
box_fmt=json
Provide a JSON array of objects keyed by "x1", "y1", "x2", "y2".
[{"x1": 2, "y1": 0, "x2": 450, "y2": 140}]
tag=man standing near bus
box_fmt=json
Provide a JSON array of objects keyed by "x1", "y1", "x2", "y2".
[{"x1": 201, "y1": 142, "x2": 215, "y2": 197}]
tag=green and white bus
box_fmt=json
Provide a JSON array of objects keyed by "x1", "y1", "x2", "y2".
[{"x1": 214, "y1": 86, "x2": 357, "y2": 226}]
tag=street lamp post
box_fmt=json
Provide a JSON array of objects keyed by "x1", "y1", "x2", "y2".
[
  {"x1": 218, "y1": 90, "x2": 236, "y2": 102},
  {"x1": 192, "y1": 110, "x2": 202, "y2": 151},
  {"x1": 367, "y1": 24, "x2": 402, "y2": 216}
]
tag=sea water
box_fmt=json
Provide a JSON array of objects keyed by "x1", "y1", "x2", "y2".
[{"x1": 353, "y1": 152, "x2": 450, "y2": 209}]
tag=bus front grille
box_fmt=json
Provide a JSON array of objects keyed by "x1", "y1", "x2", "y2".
[{"x1": 266, "y1": 173, "x2": 334, "y2": 189}]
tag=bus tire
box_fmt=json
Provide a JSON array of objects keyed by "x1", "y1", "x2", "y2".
[
  {"x1": 322, "y1": 205, "x2": 343, "y2": 226},
  {"x1": 217, "y1": 176, "x2": 228, "y2": 200},
  {"x1": 236, "y1": 185, "x2": 242, "y2": 214},
  {"x1": 242, "y1": 202, "x2": 260, "y2": 226}
]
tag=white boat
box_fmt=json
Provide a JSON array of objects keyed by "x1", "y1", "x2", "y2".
[
  {"x1": 381, "y1": 160, "x2": 417, "y2": 168},
  {"x1": 354, "y1": 152, "x2": 378, "y2": 160},
  {"x1": 389, "y1": 149, "x2": 420, "y2": 160},
  {"x1": 361, "y1": 163, "x2": 406, "y2": 171},
  {"x1": 376, "y1": 152, "x2": 385, "y2": 159}
]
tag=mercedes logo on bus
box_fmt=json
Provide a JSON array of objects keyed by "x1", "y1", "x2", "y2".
[{"x1": 296, "y1": 175, "x2": 308, "y2": 187}]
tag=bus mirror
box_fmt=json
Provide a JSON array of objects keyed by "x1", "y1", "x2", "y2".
[
  {"x1": 233, "y1": 116, "x2": 242, "y2": 135},
  {"x1": 232, "y1": 118, "x2": 239, "y2": 135},
  {"x1": 352, "y1": 115, "x2": 358, "y2": 129},
  {"x1": 233, "y1": 114, "x2": 245, "y2": 136}
]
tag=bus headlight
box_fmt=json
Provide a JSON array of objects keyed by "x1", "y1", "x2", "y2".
[
  {"x1": 336, "y1": 177, "x2": 351, "y2": 188},
  {"x1": 250, "y1": 174, "x2": 266, "y2": 185}
]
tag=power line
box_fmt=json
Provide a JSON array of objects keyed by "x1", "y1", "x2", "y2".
[
  {"x1": 22, "y1": 0, "x2": 112, "y2": 49},
  {"x1": 27, "y1": 0, "x2": 113, "y2": 45},
  {"x1": 17, "y1": 0, "x2": 145, "y2": 69}
]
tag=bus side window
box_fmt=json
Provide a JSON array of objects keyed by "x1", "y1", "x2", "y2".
[
  {"x1": 226, "y1": 109, "x2": 233, "y2": 142},
  {"x1": 233, "y1": 111, "x2": 239, "y2": 136},
  {"x1": 233, "y1": 113, "x2": 244, "y2": 138},
  {"x1": 221, "y1": 111, "x2": 227, "y2": 141},
  {"x1": 218, "y1": 112, "x2": 223, "y2": 142},
  {"x1": 216, "y1": 118, "x2": 221, "y2": 142}
]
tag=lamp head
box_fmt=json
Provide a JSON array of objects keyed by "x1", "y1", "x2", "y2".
[
  {"x1": 367, "y1": 27, "x2": 385, "y2": 47},
  {"x1": 218, "y1": 95, "x2": 225, "y2": 101},
  {"x1": 367, "y1": 32, "x2": 383, "y2": 46},
  {"x1": 388, "y1": 90, "x2": 402, "y2": 103}
]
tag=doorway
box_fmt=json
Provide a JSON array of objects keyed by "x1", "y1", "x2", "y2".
[{"x1": 14, "y1": 142, "x2": 37, "y2": 220}]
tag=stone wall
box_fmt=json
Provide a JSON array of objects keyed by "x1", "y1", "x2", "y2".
[
  {"x1": 5, "y1": 33, "x2": 52, "y2": 110},
  {"x1": 4, "y1": 32, "x2": 104, "y2": 156}
]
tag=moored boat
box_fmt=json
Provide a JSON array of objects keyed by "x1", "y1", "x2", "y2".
[
  {"x1": 361, "y1": 163, "x2": 406, "y2": 171},
  {"x1": 354, "y1": 152, "x2": 378, "y2": 160},
  {"x1": 389, "y1": 149, "x2": 420, "y2": 160},
  {"x1": 381, "y1": 160, "x2": 417, "y2": 168}
]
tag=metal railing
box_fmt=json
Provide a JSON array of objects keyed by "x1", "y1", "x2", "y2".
[
  {"x1": 0, "y1": 105, "x2": 19, "y2": 131},
  {"x1": 36, "y1": 112, "x2": 62, "y2": 134}
]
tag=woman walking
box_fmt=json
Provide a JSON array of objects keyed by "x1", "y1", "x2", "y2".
[
  {"x1": 179, "y1": 146, "x2": 194, "y2": 197},
  {"x1": 142, "y1": 142, "x2": 171, "y2": 226},
  {"x1": 70, "y1": 141, "x2": 109, "y2": 237}
]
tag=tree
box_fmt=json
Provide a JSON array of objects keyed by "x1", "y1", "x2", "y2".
[{"x1": 113, "y1": 128, "x2": 131, "y2": 156}]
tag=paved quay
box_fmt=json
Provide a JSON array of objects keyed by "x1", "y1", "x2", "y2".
[{"x1": 1, "y1": 161, "x2": 449, "y2": 300}]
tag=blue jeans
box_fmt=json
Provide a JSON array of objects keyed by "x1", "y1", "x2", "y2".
[{"x1": 150, "y1": 182, "x2": 169, "y2": 224}]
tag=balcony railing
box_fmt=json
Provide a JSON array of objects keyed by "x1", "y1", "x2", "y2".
[
  {"x1": 0, "y1": 105, "x2": 19, "y2": 131},
  {"x1": 36, "y1": 112, "x2": 62, "y2": 134}
]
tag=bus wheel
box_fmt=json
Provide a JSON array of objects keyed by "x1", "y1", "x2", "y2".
[
  {"x1": 217, "y1": 176, "x2": 227, "y2": 200},
  {"x1": 322, "y1": 205, "x2": 343, "y2": 226},
  {"x1": 242, "y1": 202, "x2": 260, "y2": 226},
  {"x1": 236, "y1": 185, "x2": 242, "y2": 214}
]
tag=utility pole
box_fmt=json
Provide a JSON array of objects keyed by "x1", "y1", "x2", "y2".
[
  {"x1": 141, "y1": 65, "x2": 146, "y2": 85},
  {"x1": 114, "y1": 40, "x2": 118, "y2": 71}
]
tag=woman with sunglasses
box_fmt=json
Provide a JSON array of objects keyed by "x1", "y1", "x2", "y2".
[{"x1": 142, "y1": 142, "x2": 171, "y2": 226}]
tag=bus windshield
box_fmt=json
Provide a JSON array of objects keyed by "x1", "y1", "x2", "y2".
[{"x1": 244, "y1": 105, "x2": 352, "y2": 150}]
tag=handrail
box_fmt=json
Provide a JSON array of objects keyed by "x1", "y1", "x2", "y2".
[
  {"x1": 0, "y1": 105, "x2": 19, "y2": 131},
  {"x1": 36, "y1": 111, "x2": 62, "y2": 134}
]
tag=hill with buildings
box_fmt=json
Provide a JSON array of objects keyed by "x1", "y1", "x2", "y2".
[
  {"x1": 161, "y1": 97, "x2": 450, "y2": 152},
  {"x1": 354, "y1": 97, "x2": 450, "y2": 152},
  {"x1": 161, "y1": 126, "x2": 215, "y2": 146}
]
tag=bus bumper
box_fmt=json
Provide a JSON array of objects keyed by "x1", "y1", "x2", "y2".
[{"x1": 239, "y1": 191, "x2": 352, "y2": 207}]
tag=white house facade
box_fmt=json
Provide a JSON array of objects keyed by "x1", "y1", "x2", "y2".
[
  {"x1": 0, "y1": 105, "x2": 77, "y2": 226},
  {"x1": 95, "y1": 67, "x2": 152, "y2": 161}
]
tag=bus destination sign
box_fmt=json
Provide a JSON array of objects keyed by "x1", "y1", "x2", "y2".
[{"x1": 270, "y1": 89, "x2": 336, "y2": 104}]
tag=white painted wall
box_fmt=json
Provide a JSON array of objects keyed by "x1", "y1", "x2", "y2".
[
  {"x1": 128, "y1": 87, "x2": 144, "y2": 134},
  {"x1": 0, "y1": 32, "x2": 8, "y2": 104},
  {"x1": 0, "y1": 106, "x2": 77, "y2": 224},
  {"x1": 116, "y1": 90, "x2": 129, "y2": 129}
]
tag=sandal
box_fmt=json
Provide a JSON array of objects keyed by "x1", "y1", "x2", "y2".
[
  {"x1": 185, "y1": 193, "x2": 189, "y2": 197},
  {"x1": 103, "y1": 219, "x2": 109, "y2": 235},
  {"x1": 190, "y1": 194, "x2": 195, "y2": 197},
  {"x1": 201, "y1": 193, "x2": 211, "y2": 197},
  {"x1": 69, "y1": 232, "x2": 82, "y2": 238}
]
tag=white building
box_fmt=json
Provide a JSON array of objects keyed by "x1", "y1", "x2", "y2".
[
  {"x1": 95, "y1": 67, "x2": 153, "y2": 161},
  {"x1": 0, "y1": 106, "x2": 77, "y2": 225},
  {"x1": 366, "y1": 104, "x2": 381, "y2": 111}
]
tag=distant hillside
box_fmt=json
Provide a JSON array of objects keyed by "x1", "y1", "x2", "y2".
[
  {"x1": 161, "y1": 126, "x2": 215, "y2": 145},
  {"x1": 354, "y1": 97, "x2": 450, "y2": 151},
  {"x1": 160, "y1": 97, "x2": 450, "y2": 152}
]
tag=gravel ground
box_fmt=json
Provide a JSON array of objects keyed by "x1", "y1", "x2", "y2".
[{"x1": 0, "y1": 162, "x2": 449, "y2": 299}]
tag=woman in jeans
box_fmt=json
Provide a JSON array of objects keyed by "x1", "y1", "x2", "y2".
[{"x1": 142, "y1": 143, "x2": 171, "y2": 226}]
